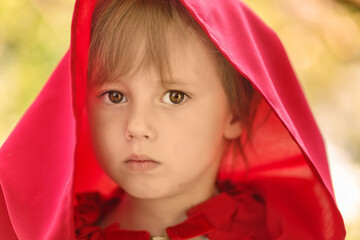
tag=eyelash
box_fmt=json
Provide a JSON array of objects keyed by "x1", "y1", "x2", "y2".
[
  {"x1": 99, "y1": 90, "x2": 191, "y2": 105},
  {"x1": 162, "y1": 90, "x2": 190, "y2": 105},
  {"x1": 99, "y1": 91, "x2": 128, "y2": 104}
]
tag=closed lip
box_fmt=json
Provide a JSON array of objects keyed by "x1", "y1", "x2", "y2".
[
  {"x1": 125, "y1": 154, "x2": 160, "y2": 172},
  {"x1": 125, "y1": 154, "x2": 158, "y2": 162}
]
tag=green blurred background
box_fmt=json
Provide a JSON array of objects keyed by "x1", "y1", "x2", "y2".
[{"x1": 1, "y1": 0, "x2": 359, "y2": 238}]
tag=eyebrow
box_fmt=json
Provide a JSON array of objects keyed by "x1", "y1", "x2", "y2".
[
  {"x1": 161, "y1": 79, "x2": 191, "y2": 86},
  {"x1": 95, "y1": 77, "x2": 192, "y2": 88}
]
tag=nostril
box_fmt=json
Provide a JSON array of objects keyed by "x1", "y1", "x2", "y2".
[
  {"x1": 125, "y1": 132, "x2": 133, "y2": 141},
  {"x1": 124, "y1": 131, "x2": 151, "y2": 141}
]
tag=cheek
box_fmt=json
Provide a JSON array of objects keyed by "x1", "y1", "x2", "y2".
[
  {"x1": 162, "y1": 103, "x2": 228, "y2": 168},
  {"x1": 87, "y1": 108, "x2": 125, "y2": 167},
  {"x1": 187, "y1": 102, "x2": 227, "y2": 143}
]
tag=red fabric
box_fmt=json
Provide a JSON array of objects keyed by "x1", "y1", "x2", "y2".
[
  {"x1": 73, "y1": 184, "x2": 267, "y2": 240},
  {"x1": 0, "y1": 0, "x2": 346, "y2": 239}
]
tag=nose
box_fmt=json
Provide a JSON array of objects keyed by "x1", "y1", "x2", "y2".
[{"x1": 124, "y1": 103, "x2": 157, "y2": 141}]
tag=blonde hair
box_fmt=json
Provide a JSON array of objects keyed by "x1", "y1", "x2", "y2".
[{"x1": 88, "y1": 0, "x2": 258, "y2": 139}]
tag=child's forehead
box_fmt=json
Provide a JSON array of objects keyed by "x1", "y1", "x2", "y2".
[{"x1": 91, "y1": 32, "x2": 218, "y2": 87}]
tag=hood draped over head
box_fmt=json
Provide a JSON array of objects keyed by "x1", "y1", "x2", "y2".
[{"x1": 0, "y1": 0, "x2": 345, "y2": 239}]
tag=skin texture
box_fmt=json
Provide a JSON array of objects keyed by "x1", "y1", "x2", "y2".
[{"x1": 86, "y1": 34, "x2": 242, "y2": 236}]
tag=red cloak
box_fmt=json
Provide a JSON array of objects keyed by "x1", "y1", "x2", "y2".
[{"x1": 0, "y1": 0, "x2": 346, "y2": 239}]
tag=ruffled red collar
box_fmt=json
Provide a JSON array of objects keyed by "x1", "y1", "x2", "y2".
[{"x1": 74, "y1": 183, "x2": 268, "y2": 240}]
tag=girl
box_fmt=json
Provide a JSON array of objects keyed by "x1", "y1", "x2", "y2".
[{"x1": 0, "y1": 0, "x2": 346, "y2": 239}]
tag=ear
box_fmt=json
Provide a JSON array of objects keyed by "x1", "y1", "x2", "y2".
[{"x1": 224, "y1": 113, "x2": 242, "y2": 140}]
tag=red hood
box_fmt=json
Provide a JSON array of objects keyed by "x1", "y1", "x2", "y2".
[{"x1": 0, "y1": 0, "x2": 345, "y2": 239}]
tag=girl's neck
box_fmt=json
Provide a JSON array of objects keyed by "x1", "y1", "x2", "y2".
[{"x1": 99, "y1": 185, "x2": 218, "y2": 237}]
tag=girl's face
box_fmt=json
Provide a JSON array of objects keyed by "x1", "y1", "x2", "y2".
[{"x1": 86, "y1": 35, "x2": 241, "y2": 200}]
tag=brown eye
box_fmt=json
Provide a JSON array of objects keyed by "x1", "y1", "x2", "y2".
[
  {"x1": 109, "y1": 91, "x2": 124, "y2": 103},
  {"x1": 169, "y1": 91, "x2": 184, "y2": 104},
  {"x1": 102, "y1": 91, "x2": 126, "y2": 104},
  {"x1": 162, "y1": 90, "x2": 188, "y2": 105}
]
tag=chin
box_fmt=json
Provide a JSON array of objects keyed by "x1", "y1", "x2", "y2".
[{"x1": 120, "y1": 180, "x2": 179, "y2": 200}]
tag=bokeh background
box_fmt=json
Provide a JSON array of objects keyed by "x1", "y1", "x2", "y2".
[{"x1": 1, "y1": 0, "x2": 359, "y2": 238}]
